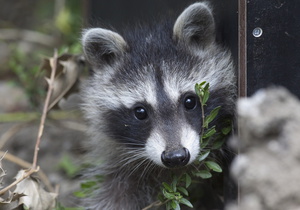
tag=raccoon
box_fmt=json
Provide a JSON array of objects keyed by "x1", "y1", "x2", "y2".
[{"x1": 81, "y1": 2, "x2": 236, "y2": 210}]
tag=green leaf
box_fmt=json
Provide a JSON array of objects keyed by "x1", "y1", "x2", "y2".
[
  {"x1": 185, "y1": 174, "x2": 192, "y2": 188},
  {"x1": 171, "y1": 175, "x2": 178, "y2": 192},
  {"x1": 80, "y1": 180, "x2": 97, "y2": 189},
  {"x1": 193, "y1": 170, "x2": 212, "y2": 179},
  {"x1": 158, "y1": 193, "x2": 165, "y2": 202},
  {"x1": 179, "y1": 198, "x2": 193, "y2": 208},
  {"x1": 221, "y1": 125, "x2": 232, "y2": 135},
  {"x1": 211, "y1": 139, "x2": 225, "y2": 150},
  {"x1": 202, "y1": 126, "x2": 216, "y2": 139},
  {"x1": 198, "y1": 150, "x2": 210, "y2": 162},
  {"x1": 199, "y1": 81, "x2": 207, "y2": 86},
  {"x1": 57, "y1": 155, "x2": 80, "y2": 177},
  {"x1": 162, "y1": 182, "x2": 173, "y2": 192},
  {"x1": 202, "y1": 90, "x2": 210, "y2": 105},
  {"x1": 177, "y1": 187, "x2": 189, "y2": 196},
  {"x1": 205, "y1": 161, "x2": 222, "y2": 173},
  {"x1": 204, "y1": 106, "x2": 221, "y2": 128},
  {"x1": 166, "y1": 201, "x2": 172, "y2": 210},
  {"x1": 73, "y1": 190, "x2": 87, "y2": 198},
  {"x1": 201, "y1": 137, "x2": 210, "y2": 149},
  {"x1": 162, "y1": 188, "x2": 175, "y2": 200},
  {"x1": 171, "y1": 200, "x2": 180, "y2": 210},
  {"x1": 195, "y1": 88, "x2": 203, "y2": 98},
  {"x1": 203, "y1": 82, "x2": 209, "y2": 92}
]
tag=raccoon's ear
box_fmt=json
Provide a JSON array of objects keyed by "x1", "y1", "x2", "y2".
[
  {"x1": 82, "y1": 28, "x2": 128, "y2": 67},
  {"x1": 173, "y1": 2, "x2": 215, "y2": 49}
]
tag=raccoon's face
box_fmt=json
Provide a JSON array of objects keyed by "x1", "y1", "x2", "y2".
[{"x1": 81, "y1": 3, "x2": 235, "y2": 169}]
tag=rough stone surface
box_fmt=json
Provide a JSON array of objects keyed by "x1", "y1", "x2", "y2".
[{"x1": 227, "y1": 87, "x2": 300, "y2": 210}]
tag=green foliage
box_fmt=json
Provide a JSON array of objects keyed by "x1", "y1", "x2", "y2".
[
  {"x1": 158, "y1": 81, "x2": 233, "y2": 209},
  {"x1": 73, "y1": 175, "x2": 104, "y2": 199},
  {"x1": 6, "y1": 0, "x2": 83, "y2": 109},
  {"x1": 55, "y1": 202, "x2": 84, "y2": 210},
  {"x1": 57, "y1": 155, "x2": 80, "y2": 178},
  {"x1": 58, "y1": 42, "x2": 82, "y2": 55},
  {"x1": 8, "y1": 49, "x2": 45, "y2": 107},
  {"x1": 159, "y1": 175, "x2": 193, "y2": 210}
]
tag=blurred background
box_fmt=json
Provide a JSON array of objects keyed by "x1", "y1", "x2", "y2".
[{"x1": 0, "y1": 0, "x2": 88, "y2": 208}]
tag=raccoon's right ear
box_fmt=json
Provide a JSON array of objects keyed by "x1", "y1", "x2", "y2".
[
  {"x1": 173, "y1": 2, "x2": 215, "y2": 50},
  {"x1": 82, "y1": 28, "x2": 128, "y2": 67}
]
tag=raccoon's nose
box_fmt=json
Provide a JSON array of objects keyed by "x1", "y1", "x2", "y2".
[{"x1": 161, "y1": 148, "x2": 190, "y2": 168}]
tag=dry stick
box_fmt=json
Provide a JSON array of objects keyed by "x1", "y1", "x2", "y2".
[
  {"x1": 0, "y1": 167, "x2": 40, "y2": 196},
  {"x1": 142, "y1": 200, "x2": 165, "y2": 210},
  {"x1": 0, "y1": 151, "x2": 55, "y2": 192},
  {"x1": 0, "y1": 50, "x2": 58, "y2": 196},
  {"x1": 32, "y1": 49, "x2": 58, "y2": 169}
]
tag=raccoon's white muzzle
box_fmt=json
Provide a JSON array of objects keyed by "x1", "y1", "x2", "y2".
[{"x1": 145, "y1": 126, "x2": 200, "y2": 168}]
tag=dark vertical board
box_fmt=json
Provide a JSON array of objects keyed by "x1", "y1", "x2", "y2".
[
  {"x1": 247, "y1": 1, "x2": 300, "y2": 97},
  {"x1": 87, "y1": 0, "x2": 195, "y2": 29},
  {"x1": 86, "y1": 0, "x2": 239, "y2": 75},
  {"x1": 87, "y1": 0, "x2": 238, "y2": 55}
]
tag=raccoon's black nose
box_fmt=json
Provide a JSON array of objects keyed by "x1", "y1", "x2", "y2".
[{"x1": 161, "y1": 148, "x2": 190, "y2": 168}]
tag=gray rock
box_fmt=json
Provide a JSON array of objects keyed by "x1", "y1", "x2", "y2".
[{"x1": 228, "y1": 87, "x2": 300, "y2": 210}]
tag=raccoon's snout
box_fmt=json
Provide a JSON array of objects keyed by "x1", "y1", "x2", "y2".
[{"x1": 161, "y1": 148, "x2": 190, "y2": 168}]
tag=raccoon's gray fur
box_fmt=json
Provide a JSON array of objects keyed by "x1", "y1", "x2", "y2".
[{"x1": 81, "y1": 2, "x2": 236, "y2": 210}]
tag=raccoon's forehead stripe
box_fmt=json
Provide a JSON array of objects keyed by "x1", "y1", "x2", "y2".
[
  {"x1": 118, "y1": 79, "x2": 157, "y2": 109},
  {"x1": 95, "y1": 66, "x2": 158, "y2": 109},
  {"x1": 161, "y1": 62, "x2": 198, "y2": 103}
]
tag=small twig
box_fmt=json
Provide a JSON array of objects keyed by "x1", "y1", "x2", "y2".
[
  {"x1": 142, "y1": 200, "x2": 165, "y2": 210},
  {"x1": 32, "y1": 49, "x2": 58, "y2": 169},
  {"x1": 199, "y1": 96, "x2": 206, "y2": 144},
  {"x1": 0, "y1": 151, "x2": 55, "y2": 193},
  {"x1": 0, "y1": 167, "x2": 39, "y2": 196}
]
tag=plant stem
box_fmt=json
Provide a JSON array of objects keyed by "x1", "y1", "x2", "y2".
[
  {"x1": 199, "y1": 95, "x2": 206, "y2": 144},
  {"x1": 32, "y1": 50, "x2": 58, "y2": 169},
  {"x1": 142, "y1": 200, "x2": 165, "y2": 210},
  {"x1": 0, "y1": 167, "x2": 39, "y2": 195}
]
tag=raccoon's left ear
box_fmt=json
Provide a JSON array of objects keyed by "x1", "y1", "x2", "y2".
[
  {"x1": 173, "y1": 2, "x2": 215, "y2": 50},
  {"x1": 82, "y1": 28, "x2": 128, "y2": 67}
]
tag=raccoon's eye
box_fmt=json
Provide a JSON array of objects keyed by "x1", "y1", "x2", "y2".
[
  {"x1": 184, "y1": 96, "x2": 197, "y2": 110},
  {"x1": 134, "y1": 107, "x2": 148, "y2": 120}
]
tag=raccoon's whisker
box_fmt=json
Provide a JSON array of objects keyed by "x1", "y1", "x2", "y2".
[
  {"x1": 118, "y1": 151, "x2": 144, "y2": 166},
  {"x1": 108, "y1": 136, "x2": 145, "y2": 147},
  {"x1": 137, "y1": 161, "x2": 152, "y2": 185},
  {"x1": 139, "y1": 160, "x2": 155, "y2": 181},
  {"x1": 127, "y1": 158, "x2": 149, "y2": 178}
]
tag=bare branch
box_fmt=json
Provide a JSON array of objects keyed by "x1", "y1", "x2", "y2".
[
  {"x1": 0, "y1": 167, "x2": 39, "y2": 196},
  {"x1": 32, "y1": 50, "x2": 58, "y2": 169},
  {"x1": 0, "y1": 151, "x2": 55, "y2": 193}
]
